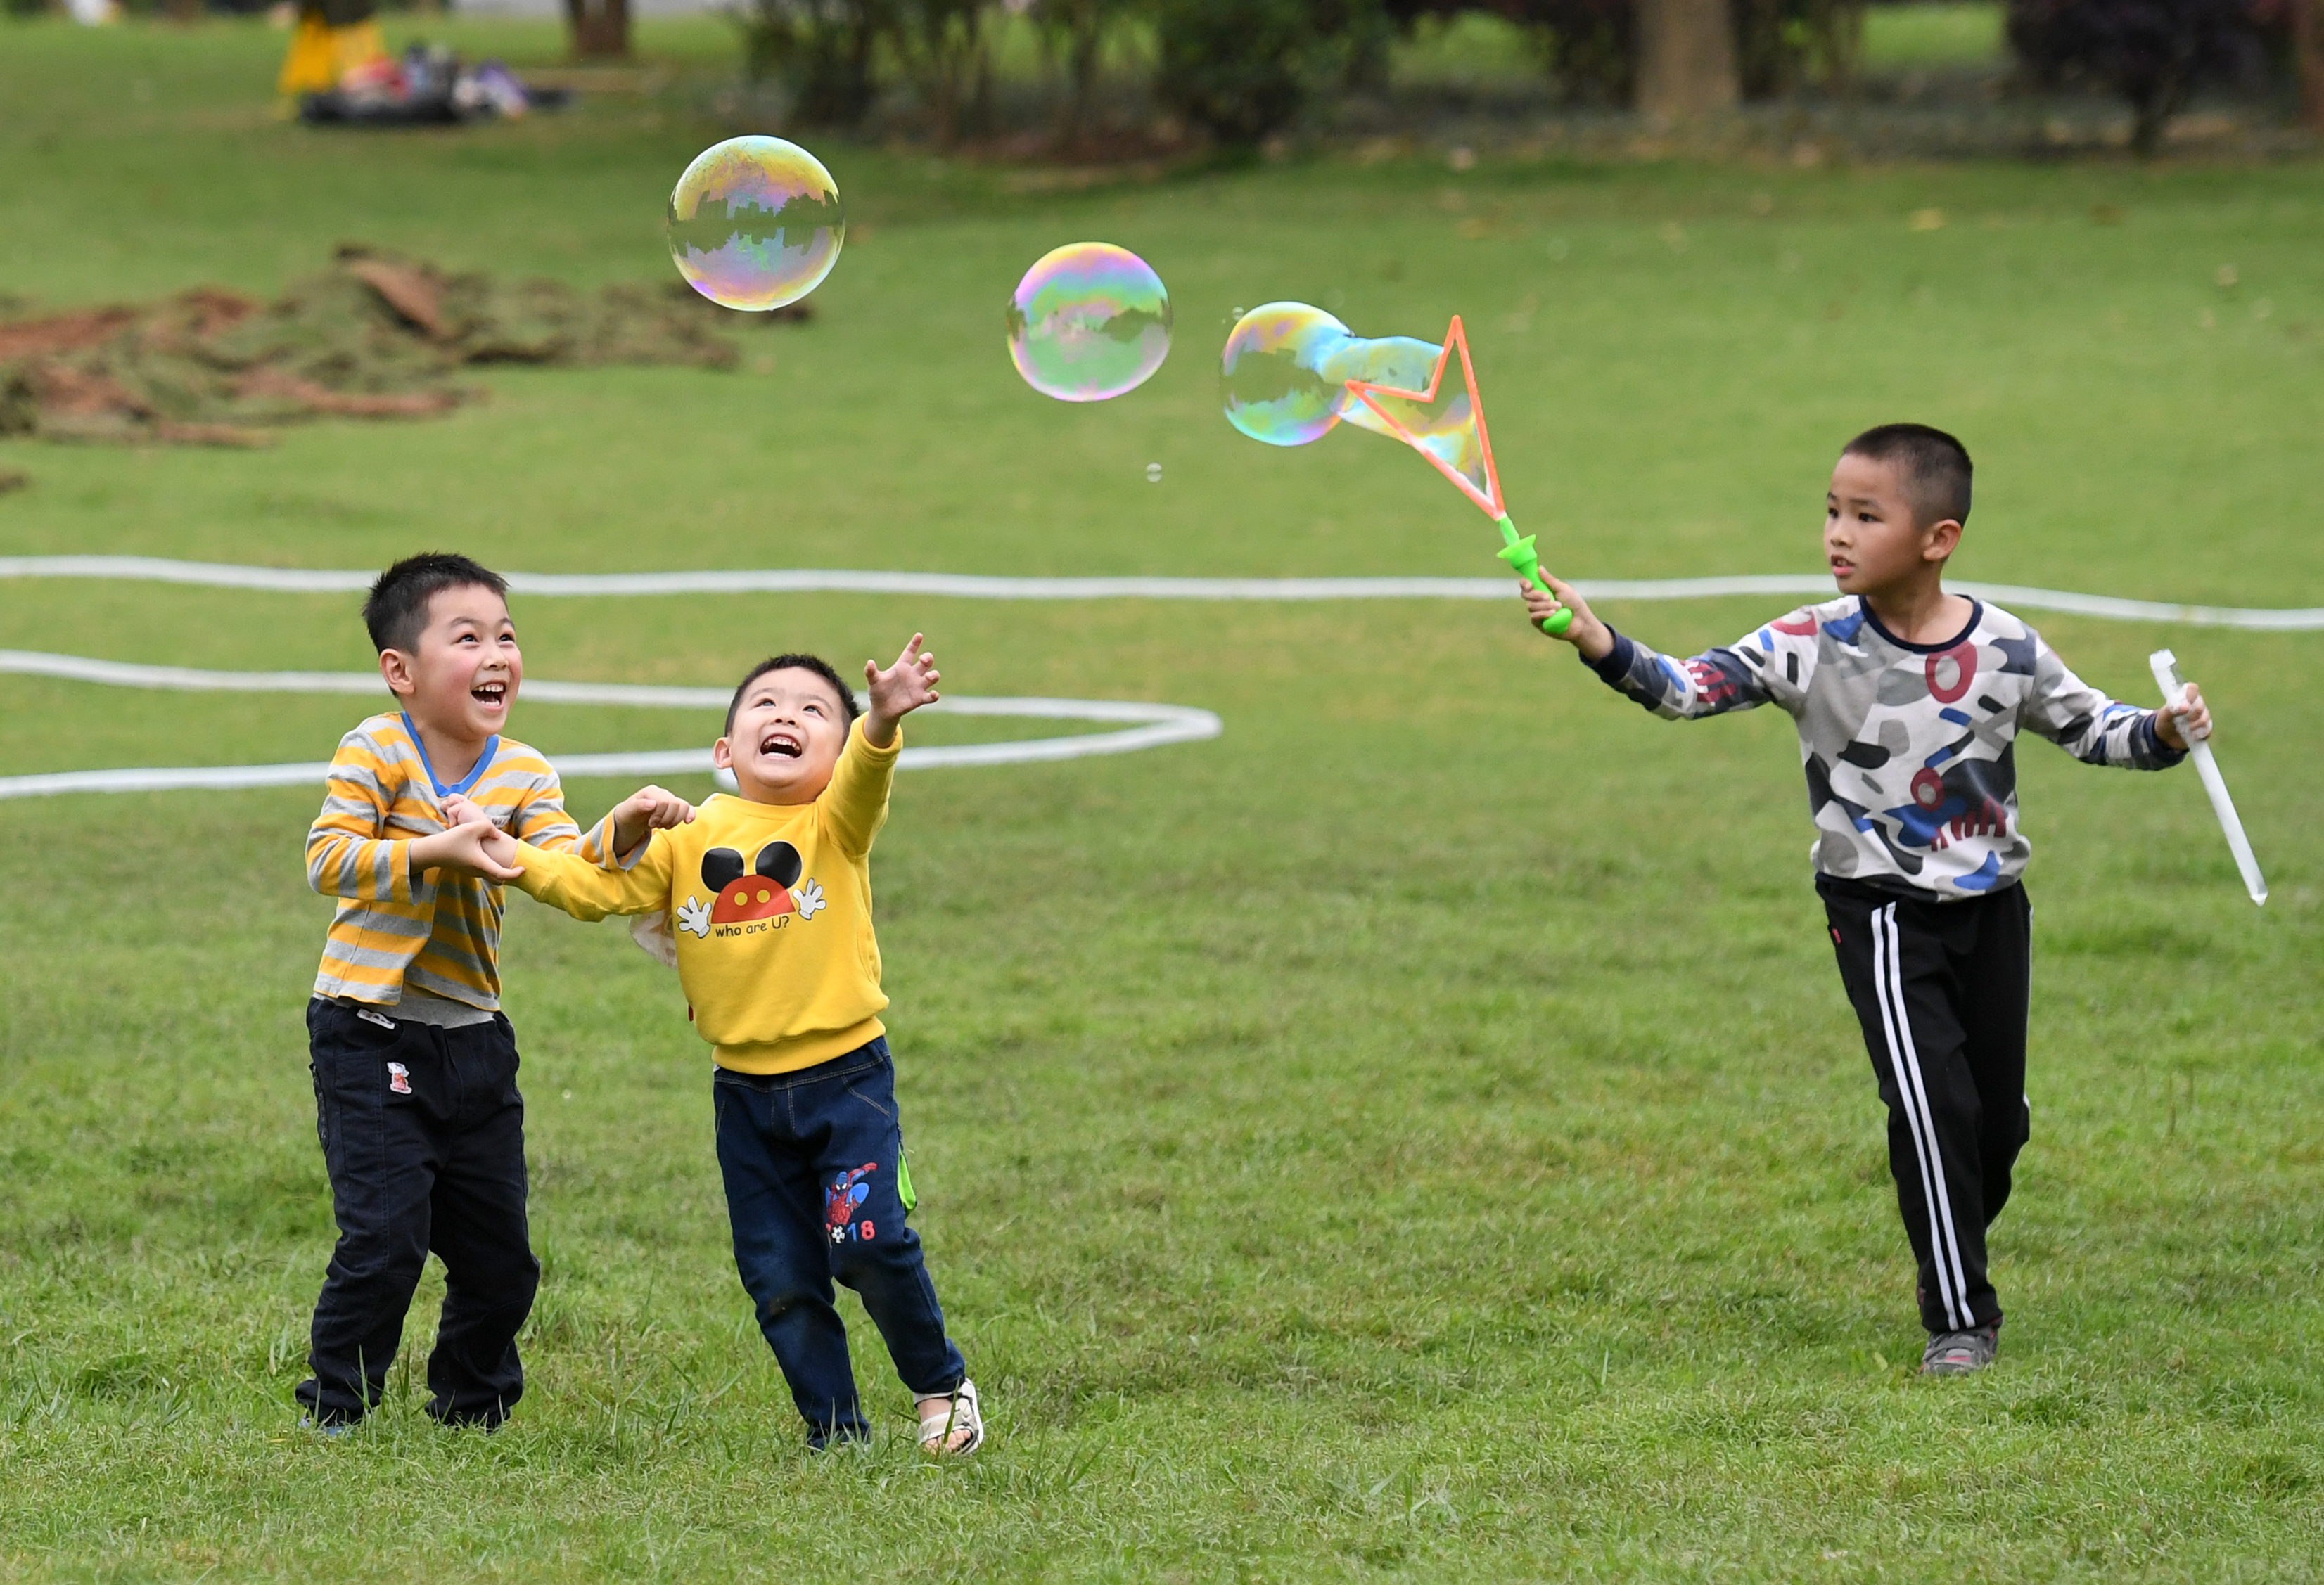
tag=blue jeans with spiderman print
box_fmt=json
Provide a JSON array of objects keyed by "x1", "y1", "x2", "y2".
[{"x1": 712, "y1": 1038, "x2": 966, "y2": 1446}]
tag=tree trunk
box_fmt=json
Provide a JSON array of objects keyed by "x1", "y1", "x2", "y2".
[
  {"x1": 566, "y1": 0, "x2": 630, "y2": 60},
  {"x1": 1635, "y1": 0, "x2": 1738, "y2": 121},
  {"x1": 1061, "y1": 1, "x2": 1102, "y2": 150},
  {"x1": 2296, "y1": 0, "x2": 2324, "y2": 131}
]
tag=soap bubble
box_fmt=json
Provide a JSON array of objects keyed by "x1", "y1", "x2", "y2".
[
  {"x1": 1331, "y1": 333, "x2": 1445, "y2": 440},
  {"x1": 1220, "y1": 302, "x2": 1438, "y2": 447},
  {"x1": 666, "y1": 136, "x2": 845, "y2": 312},
  {"x1": 1006, "y1": 243, "x2": 1172, "y2": 402},
  {"x1": 1220, "y1": 302, "x2": 1348, "y2": 446}
]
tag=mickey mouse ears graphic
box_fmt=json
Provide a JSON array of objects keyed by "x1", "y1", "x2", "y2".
[{"x1": 1342, "y1": 316, "x2": 1502, "y2": 521}]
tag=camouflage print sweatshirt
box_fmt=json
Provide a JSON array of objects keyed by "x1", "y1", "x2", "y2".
[{"x1": 1584, "y1": 596, "x2": 2184, "y2": 900}]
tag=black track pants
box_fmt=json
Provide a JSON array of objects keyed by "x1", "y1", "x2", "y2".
[{"x1": 1818, "y1": 876, "x2": 2031, "y2": 1335}]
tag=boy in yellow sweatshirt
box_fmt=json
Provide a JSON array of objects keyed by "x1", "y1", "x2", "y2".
[{"x1": 474, "y1": 636, "x2": 985, "y2": 1453}]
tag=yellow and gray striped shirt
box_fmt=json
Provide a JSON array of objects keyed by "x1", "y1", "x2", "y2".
[{"x1": 306, "y1": 712, "x2": 617, "y2": 1009}]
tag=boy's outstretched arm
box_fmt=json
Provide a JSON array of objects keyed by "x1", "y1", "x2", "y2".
[
  {"x1": 1519, "y1": 577, "x2": 1810, "y2": 721},
  {"x1": 820, "y1": 634, "x2": 939, "y2": 859},
  {"x1": 504, "y1": 828, "x2": 677, "y2": 922},
  {"x1": 441, "y1": 784, "x2": 678, "y2": 917},
  {"x1": 2021, "y1": 642, "x2": 2195, "y2": 768},
  {"x1": 443, "y1": 785, "x2": 690, "y2": 871}
]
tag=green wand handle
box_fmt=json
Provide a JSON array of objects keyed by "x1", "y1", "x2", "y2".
[{"x1": 1495, "y1": 514, "x2": 1573, "y2": 635}]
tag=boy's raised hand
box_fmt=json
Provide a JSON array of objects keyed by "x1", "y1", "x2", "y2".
[
  {"x1": 1521, "y1": 574, "x2": 1615, "y2": 662},
  {"x1": 862, "y1": 633, "x2": 941, "y2": 748},
  {"x1": 609, "y1": 784, "x2": 696, "y2": 857}
]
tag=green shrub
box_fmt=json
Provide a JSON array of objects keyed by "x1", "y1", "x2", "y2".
[{"x1": 1153, "y1": 0, "x2": 1320, "y2": 144}]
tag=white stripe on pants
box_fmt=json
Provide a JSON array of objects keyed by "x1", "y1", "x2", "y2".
[{"x1": 1870, "y1": 903, "x2": 1975, "y2": 1333}]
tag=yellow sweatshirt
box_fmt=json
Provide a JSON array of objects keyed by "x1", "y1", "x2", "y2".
[{"x1": 511, "y1": 725, "x2": 898, "y2": 1074}]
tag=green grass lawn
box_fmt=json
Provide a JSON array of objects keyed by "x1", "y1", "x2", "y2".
[{"x1": 4, "y1": 17, "x2": 2323, "y2": 1582}]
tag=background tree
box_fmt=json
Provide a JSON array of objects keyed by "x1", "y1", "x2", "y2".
[
  {"x1": 1635, "y1": 0, "x2": 1739, "y2": 117},
  {"x1": 901, "y1": 0, "x2": 995, "y2": 146},
  {"x1": 566, "y1": 0, "x2": 630, "y2": 59},
  {"x1": 742, "y1": 0, "x2": 893, "y2": 127},
  {"x1": 2008, "y1": 0, "x2": 2266, "y2": 154},
  {"x1": 2294, "y1": 0, "x2": 2324, "y2": 124},
  {"x1": 1033, "y1": 0, "x2": 1123, "y2": 150},
  {"x1": 1733, "y1": 0, "x2": 1863, "y2": 97}
]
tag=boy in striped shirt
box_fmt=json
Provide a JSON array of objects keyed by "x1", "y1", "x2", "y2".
[
  {"x1": 298, "y1": 552, "x2": 682, "y2": 1429},
  {"x1": 1521, "y1": 425, "x2": 2211, "y2": 1375}
]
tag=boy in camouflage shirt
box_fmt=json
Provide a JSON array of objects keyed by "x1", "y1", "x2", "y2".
[{"x1": 1523, "y1": 424, "x2": 2211, "y2": 1374}]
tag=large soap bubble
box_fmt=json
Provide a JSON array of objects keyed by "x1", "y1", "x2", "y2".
[
  {"x1": 1346, "y1": 357, "x2": 1490, "y2": 504},
  {"x1": 1220, "y1": 302, "x2": 1438, "y2": 446},
  {"x1": 1006, "y1": 243, "x2": 1172, "y2": 402},
  {"x1": 666, "y1": 136, "x2": 845, "y2": 312}
]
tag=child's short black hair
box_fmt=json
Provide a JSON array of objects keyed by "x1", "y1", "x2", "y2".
[
  {"x1": 1842, "y1": 423, "x2": 1973, "y2": 530},
  {"x1": 363, "y1": 553, "x2": 509, "y2": 655},
  {"x1": 725, "y1": 654, "x2": 862, "y2": 735}
]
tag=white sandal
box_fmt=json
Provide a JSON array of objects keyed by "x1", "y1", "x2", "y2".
[{"x1": 917, "y1": 1379, "x2": 985, "y2": 1456}]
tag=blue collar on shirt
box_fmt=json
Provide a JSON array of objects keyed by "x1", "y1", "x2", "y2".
[{"x1": 401, "y1": 712, "x2": 499, "y2": 799}]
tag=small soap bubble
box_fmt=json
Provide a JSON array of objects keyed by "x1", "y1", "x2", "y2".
[
  {"x1": 1006, "y1": 242, "x2": 1172, "y2": 402},
  {"x1": 1146, "y1": 462, "x2": 1163, "y2": 482},
  {"x1": 666, "y1": 136, "x2": 845, "y2": 312}
]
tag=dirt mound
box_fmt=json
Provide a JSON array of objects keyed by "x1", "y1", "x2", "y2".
[{"x1": 0, "y1": 247, "x2": 784, "y2": 447}]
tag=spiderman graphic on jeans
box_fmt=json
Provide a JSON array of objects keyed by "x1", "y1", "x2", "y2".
[{"x1": 826, "y1": 1162, "x2": 877, "y2": 1244}]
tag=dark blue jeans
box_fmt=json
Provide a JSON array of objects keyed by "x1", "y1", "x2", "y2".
[
  {"x1": 298, "y1": 999, "x2": 540, "y2": 1427},
  {"x1": 713, "y1": 1038, "x2": 966, "y2": 1446}
]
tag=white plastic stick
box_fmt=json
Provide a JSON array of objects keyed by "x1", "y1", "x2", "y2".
[{"x1": 2150, "y1": 650, "x2": 2266, "y2": 906}]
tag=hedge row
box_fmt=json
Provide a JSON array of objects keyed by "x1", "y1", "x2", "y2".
[{"x1": 739, "y1": 0, "x2": 1873, "y2": 146}]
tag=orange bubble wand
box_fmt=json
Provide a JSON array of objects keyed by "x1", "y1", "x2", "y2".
[{"x1": 1343, "y1": 316, "x2": 1571, "y2": 634}]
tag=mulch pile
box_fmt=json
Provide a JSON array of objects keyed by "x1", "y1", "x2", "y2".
[{"x1": 0, "y1": 246, "x2": 789, "y2": 448}]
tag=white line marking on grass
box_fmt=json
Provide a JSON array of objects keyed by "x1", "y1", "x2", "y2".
[
  {"x1": 4, "y1": 556, "x2": 2320, "y2": 629},
  {"x1": 0, "y1": 650, "x2": 1222, "y2": 800}
]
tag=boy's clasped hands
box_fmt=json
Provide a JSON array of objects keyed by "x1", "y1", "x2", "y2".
[{"x1": 419, "y1": 786, "x2": 694, "y2": 882}]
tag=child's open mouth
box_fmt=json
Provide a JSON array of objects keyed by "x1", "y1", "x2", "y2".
[
  {"x1": 471, "y1": 681, "x2": 508, "y2": 706},
  {"x1": 759, "y1": 729, "x2": 802, "y2": 759}
]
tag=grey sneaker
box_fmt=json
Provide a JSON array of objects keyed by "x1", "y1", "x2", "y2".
[{"x1": 1921, "y1": 1324, "x2": 2000, "y2": 1375}]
